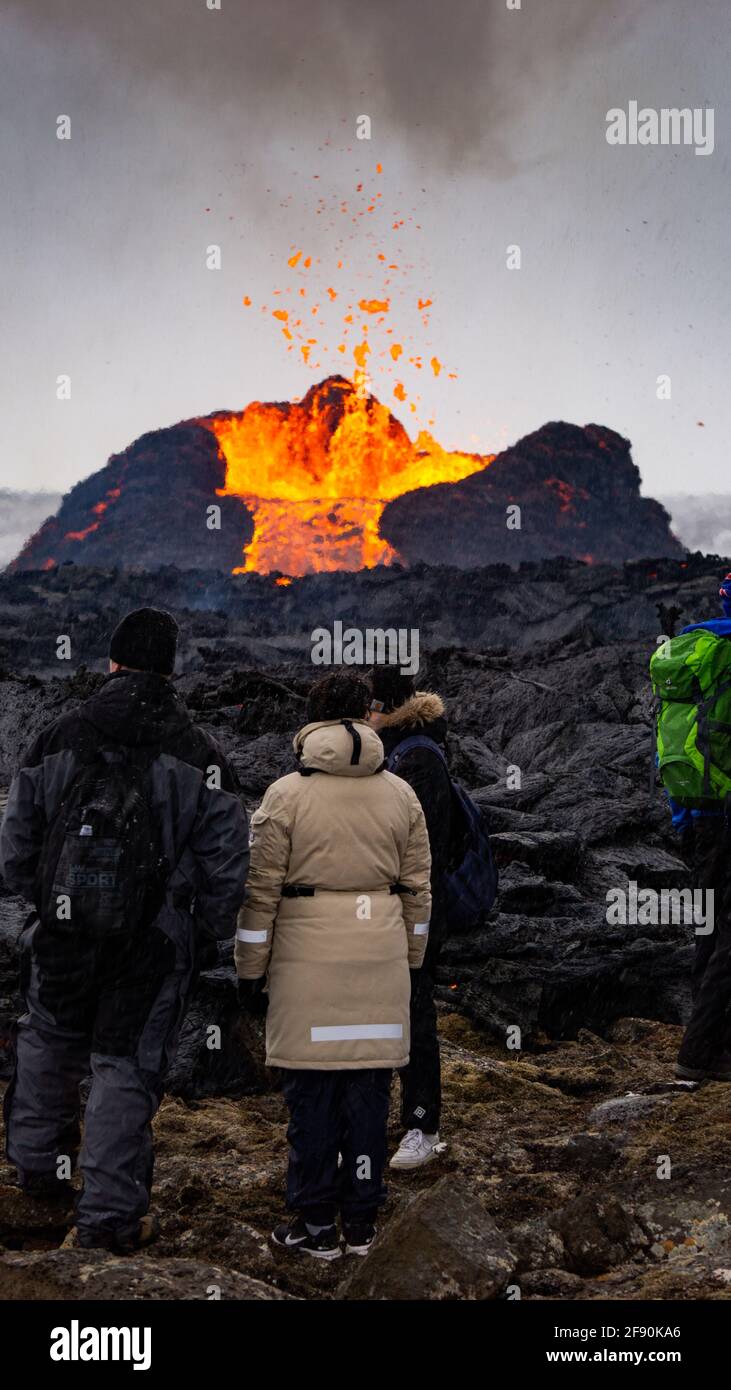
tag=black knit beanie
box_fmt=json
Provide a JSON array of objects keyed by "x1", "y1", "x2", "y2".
[{"x1": 109, "y1": 607, "x2": 179, "y2": 675}]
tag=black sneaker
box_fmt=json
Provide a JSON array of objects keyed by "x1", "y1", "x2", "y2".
[
  {"x1": 271, "y1": 1215, "x2": 341, "y2": 1260},
  {"x1": 676, "y1": 1053, "x2": 731, "y2": 1082},
  {"x1": 675, "y1": 1060, "x2": 708, "y2": 1080},
  {"x1": 342, "y1": 1220, "x2": 376, "y2": 1256},
  {"x1": 708, "y1": 1053, "x2": 731, "y2": 1082}
]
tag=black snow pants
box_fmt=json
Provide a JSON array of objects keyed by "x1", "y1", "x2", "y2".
[
  {"x1": 399, "y1": 931, "x2": 442, "y2": 1134},
  {"x1": 5, "y1": 912, "x2": 194, "y2": 1243},
  {"x1": 677, "y1": 816, "x2": 731, "y2": 1066},
  {"x1": 281, "y1": 1068, "x2": 392, "y2": 1226}
]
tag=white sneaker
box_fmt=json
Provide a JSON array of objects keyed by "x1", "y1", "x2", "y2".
[{"x1": 390, "y1": 1128, "x2": 441, "y2": 1170}]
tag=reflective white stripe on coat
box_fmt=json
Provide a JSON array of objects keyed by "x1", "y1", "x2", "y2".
[
  {"x1": 311, "y1": 1023, "x2": 404, "y2": 1042},
  {"x1": 413, "y1": 922, "x2": 430, "y2": 935},
  {"x1": 236, "y1": 927, "x2": 269, "y2": 943}
]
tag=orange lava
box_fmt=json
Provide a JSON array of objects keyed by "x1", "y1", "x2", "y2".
[
  {"x1": 207, "y1": 376, "x2": 491, "y2": 576},
  {"x1": 64, "y1": 522, "x2": 99, "y2": 542}
]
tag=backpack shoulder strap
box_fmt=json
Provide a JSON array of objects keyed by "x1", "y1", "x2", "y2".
[{"x1": 386, "y1": 733, "x2": 448, "y2": 773}]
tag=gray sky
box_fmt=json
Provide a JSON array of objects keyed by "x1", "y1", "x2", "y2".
[{"x1": 1, "y1": 0, "x2": 728, "y2": 499}]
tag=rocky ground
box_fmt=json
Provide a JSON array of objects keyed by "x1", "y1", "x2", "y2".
[
  {"x1": 1, "y1": 552, "x2": 730, "y2": 1299},
  {"x1": 0, "y1": 548, "x2": 721, "y2": 678},
  {"x1": 3, "y1": 1010, "x2": 731, "y2": 1301}
]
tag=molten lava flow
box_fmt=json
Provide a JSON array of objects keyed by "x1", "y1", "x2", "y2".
[
  {"x1": 59, "y1": 484, "x2": 126, "y2": 549},
  {"x1": 207, "y1": 377, "x2": 492, "y2": 576},
  {"x1": 64, "y1": 522, "x2": 99, "y2": 542}
]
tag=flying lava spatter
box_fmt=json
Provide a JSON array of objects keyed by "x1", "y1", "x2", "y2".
[{"x1": 205, "y1": 162, "x2": 491, "y2": 577}]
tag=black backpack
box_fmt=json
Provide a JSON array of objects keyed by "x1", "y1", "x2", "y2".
[
  {"x1": 36, "y1": 743, "x2": 169, "y2": 936},
  {"x1": 386, "y1": 735, "x2": 498, "y2": 932}
]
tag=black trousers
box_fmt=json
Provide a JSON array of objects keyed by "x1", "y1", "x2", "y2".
[
  {"x1": 678, "y1": 817, "x2": 731, "y2": 1065},
  {"x1": 399, "y1": 937, "x2": 442, "y2": 1134},
  {"x1": 281, "y1": 1068, "x2": 392, "y2": 1226}
]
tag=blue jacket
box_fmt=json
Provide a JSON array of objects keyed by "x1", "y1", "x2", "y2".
[{"x1": 664, "y1": 619, "x2": 731, "y2": 830}]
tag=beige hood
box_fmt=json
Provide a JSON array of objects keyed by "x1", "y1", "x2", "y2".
[{"x1": 293, "y1": 718, "x2": 385, "y2": 778}]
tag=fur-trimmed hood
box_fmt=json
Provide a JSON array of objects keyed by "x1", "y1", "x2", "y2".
[{"x1": 378, "y1": 691, "x2": 445, "y2": 730}]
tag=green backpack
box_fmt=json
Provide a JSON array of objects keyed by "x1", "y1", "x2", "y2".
[{"x1": 650, "y1": 628, "x2": 731, "y2": 808}]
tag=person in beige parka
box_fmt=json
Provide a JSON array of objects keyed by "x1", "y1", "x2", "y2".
[{"x1": 235, "y1": 671, "x2": 431, "y2": 1258}]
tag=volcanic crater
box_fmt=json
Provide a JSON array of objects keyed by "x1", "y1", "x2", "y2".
[{"x1": 9, "y1": 377, "x2": 682, "y2": 577}]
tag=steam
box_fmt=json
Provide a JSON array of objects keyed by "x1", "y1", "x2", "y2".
[
  {"x1": 0, "y1": 490, "x2": 62, "y2": 569},
  {"x1": 659, "y1": 495, "x2": 731, "y2": 558},
  {"x1": 6, "y1": 0, "x2": 644, "y2": 172}
]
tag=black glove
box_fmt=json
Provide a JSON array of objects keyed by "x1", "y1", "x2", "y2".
[{"x1": 237, "y1": 975, "x2": 269, "y2": 1017}]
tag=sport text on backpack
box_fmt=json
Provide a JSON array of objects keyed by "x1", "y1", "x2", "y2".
[
  {"x1": 36, "y1": 742, "x2": 170, "y2": 934},
  {"x1": 386, "y1": 735, "x2": 498, "y2": 932},
  {"x1": 650, "y1": 629, "x2": 731, "y2": 808}
]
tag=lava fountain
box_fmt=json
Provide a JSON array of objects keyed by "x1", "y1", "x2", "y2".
[{"x1": 205, "y1": 375, "x2": 492, "y2": 576}]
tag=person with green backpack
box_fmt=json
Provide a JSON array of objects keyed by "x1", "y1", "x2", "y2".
[{"x1": 650, "y1": 572, "x2": 731, "y2": 1081}]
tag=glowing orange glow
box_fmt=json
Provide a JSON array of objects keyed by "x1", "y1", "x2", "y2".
[
  {"x1": 545, "y1": 477, "x2": 590, "y2": 514},
  {"x1": 65, "y1": 522, "x2": 99, "y2": 542},
  {"x1": 358, "y1": 299, "x2": 390, "y2": 314},
  {"x1": 206, "y1": 376, "x2": 491, "y2": 577},
  {"x1": 212, "y1": 160, "x2": 474, "y2": 576},
  {"x1": 275, "y1": 575, "x2": 293, "y2": 587}
]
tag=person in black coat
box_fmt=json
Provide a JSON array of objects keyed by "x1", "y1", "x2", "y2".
[
  {"x1": 0, "y1": 608, "x2": 249, "y2": 1251},
  {"x1": 367, "y1": 665, "x2": 452, "y2": 1169}
]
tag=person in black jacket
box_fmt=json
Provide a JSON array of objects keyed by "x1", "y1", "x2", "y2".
[
  {"x1": 367, "y1": 665, "x2": 452, "y2": 1169},
  {"x1": 0, "y1": 608, "x2": 249, "y2": 1252}
]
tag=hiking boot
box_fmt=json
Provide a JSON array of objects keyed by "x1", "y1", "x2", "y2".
[
  {"x1": 63, "y1": 1212, "x2": 160, "y2": 1254},
  {"x1": 342, "y1": 1219, "x2": 376, "y2": 1256},
  {"x1": 271, "y1": 1215, "x2": 341, "y2": 1260},
  {"x1": 390, "y1": 1128, "x2": 441, "y2": 1170}
]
